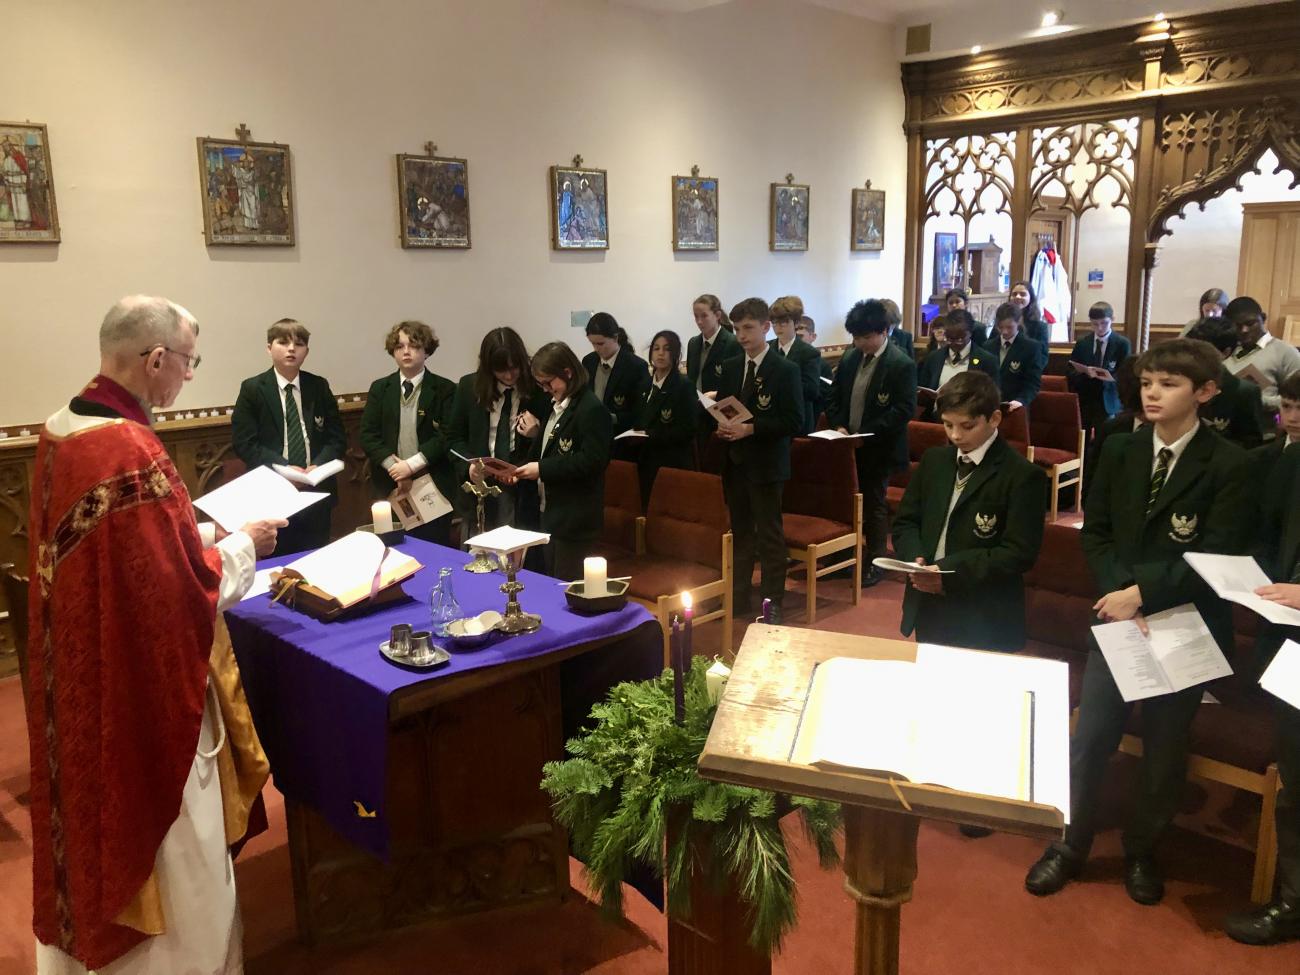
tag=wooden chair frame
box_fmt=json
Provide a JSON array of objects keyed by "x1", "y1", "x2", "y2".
[
  {"x1": 625, "y1": 519, "x2": 734, "y2": 667},
  {"x1": 1040, "y1": 428, "x2": 1085, "y2": 522},
  {"x1": 1070, "y1": 707, "x2": 1280, "y2": 904},
  {"x1": 786, "y1": 492, "x2": 863, "y2": 624}
]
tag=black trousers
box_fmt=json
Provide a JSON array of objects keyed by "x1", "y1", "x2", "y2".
[
  {"x1": 723, "y1": 472, "x2": 786, "y2": 609},
  {"x1": 1055, "y1": 647, "x2": 1203, "y2": 860},
  {"x1": 855, "y1": 454, "x2": 892, "y2": 560},
  {"x1": 1276, "y1": 698, "x2": 1300, "y2": 901}
]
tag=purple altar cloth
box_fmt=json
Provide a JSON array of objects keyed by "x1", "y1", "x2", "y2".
[{"x1": 224, "y1": 538, "x2": 658, "y2": 859}]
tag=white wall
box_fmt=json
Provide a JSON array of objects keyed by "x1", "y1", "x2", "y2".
[
  {"x1": 0, "y1": 0, "x2": 907, "y2": 425},
  {"x1": 1154, "y1": 149, "x2": 1299, "y2": 323}
]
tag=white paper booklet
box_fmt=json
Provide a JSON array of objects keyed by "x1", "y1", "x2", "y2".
[
  {"x1": 390, "y1": 474, "x2": 452, "y2": 529},
  {"x1": 282, "y1": 531, "x2": 420, "y2": 608},
  {"x1": 1092, "y1": 603, "x2": 1233, "y2": 702},
  {"x1": 464, "y1": 525, "x2": 550, "y2": 555},
  {"x1": 271, "y1": 458, "x2": 345, "y2": 486},
  {"x1": 808, "y1": 429, "x2": 872, "y2": 441},
  {"x1": 872, "y1": 557, "x2": 954, "y2": 575},
  {"x1": 1260, "y1": 640, "x2": 1300, "y2": 711},
  {"x1": 697, "y1": 391, "x2": 753, "y2": 424},
  {"x1": 1183, "y1": 553, "x2": 1300, "y2": 627},
  {"x1": 790, "y1": 655, "x2": 1037, "y2": 803},
  {"x1": 194, "y1": 465, "x2": 328, "y2": 532},
  {"x1": 614, "y1": 429, "x2": 649, "y2": 441}
]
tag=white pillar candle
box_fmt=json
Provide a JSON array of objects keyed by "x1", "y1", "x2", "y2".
[
  {"x1": 372, "y1": 501, "x2": 394, "y2": 534},
  {"x1": 583, "y1": 556, "x2": 607, "y2": 595},
  {"x1": 705, "y1": 659, "x2": 732, "y2": 704}
]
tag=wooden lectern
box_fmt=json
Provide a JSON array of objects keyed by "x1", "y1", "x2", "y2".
[{"x1": 699, "y1": 625, "x2": 1067, "y2": 975}]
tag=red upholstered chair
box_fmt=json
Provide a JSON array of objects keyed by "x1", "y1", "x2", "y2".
[
  {"x1": 1028, "y1": 390, "x2": 1086, "y2": 522},
  {"x1": 1041, "y1": 374, "x2": 1068, "y2": 393},
  {"x1": 603, "y1": 469, "x2": 733, "y2": 664},
  {"x1": 998, "y1": 402, "x2": 1032, "y2": 456},
  {"x1": 887, "y1": 421, "x2": 949, "y2": 512},
  {"x1": 597, "y1": 459, "x2": 641, "y2": 557},
  {"x1": 783, "y1": 438, "x2": 862, "y2": 623}
]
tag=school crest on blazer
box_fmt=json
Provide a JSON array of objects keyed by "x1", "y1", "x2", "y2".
[
  {"x1": 558, "y1": 436, "x2": 574, "y2": 454},
  {"x1": 756, "y1": 392, "x2": 772, "y2": 410},
  {"x1": 1169, "y1": 512, "x2": 1199, "y2": 543},
  {"x1": 713, "y1": 363, "x2": 723, "y2": 376},
  {"x1": 314, "y1": 414, "x2": 325, "y2": 431},
  {"x1": 1009, "y1": 360, "x2": 1023, "y2": 372},
  {"x1": 1203, "y1": 416, "x2": 1229, "y2": 433},
  {"x1": 659, "y1": 407, "x2": 674, "y2": 422},
  {"x1": 613, "y1": 394, "x2": 627, "y2": 407},
  {"x1": 974, "y1": 512, "x2": 998, "y2": 539},
  {"x1": 876, "y1": 391, "x2": 891, "y2": 405}
]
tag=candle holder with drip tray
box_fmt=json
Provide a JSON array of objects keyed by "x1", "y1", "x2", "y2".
[{"x1": 463, "y1": 526, "x2": 551, "y2": 635}]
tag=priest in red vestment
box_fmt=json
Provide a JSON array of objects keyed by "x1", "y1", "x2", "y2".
[{"x1": 27, "y1": 296, "x2": 285, "y2": 975}]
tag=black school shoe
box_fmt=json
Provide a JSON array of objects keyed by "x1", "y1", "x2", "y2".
[
  {"x1": 1123, "y1": 855, "x2": 1164, "y2": 905},
  {"x1": 1025, "y1": 847, "x2": 1082, "y2": 896},
  {"x1": 861, "y1": 566, "x2": 884, "y2": 589},
  {"x1": 1224, "y1": 899, "x2": 1300, "y2": 945}
]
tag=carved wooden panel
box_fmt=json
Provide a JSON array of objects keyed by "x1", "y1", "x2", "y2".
[
  {"x1": 1150, "y1": 94, "x2": 1300, "y2": 240},
  {"x1": 922, "y1": 64, "x2": 1143, "y2": 122},
  {"x1": 1029, "y1": 118, "x2": 1138, "y2": 217}
]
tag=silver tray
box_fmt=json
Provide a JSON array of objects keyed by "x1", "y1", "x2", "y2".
[{"x1": 379, "y1": 640, "x2": 451, "y2": 671}]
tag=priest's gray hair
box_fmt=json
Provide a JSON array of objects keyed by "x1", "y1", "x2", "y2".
[{"x1": 99, "y1": 295, "x2": 199, "y2": 356}]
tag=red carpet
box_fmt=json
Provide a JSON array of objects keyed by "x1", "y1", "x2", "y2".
[{"x1": 2, "y1": 573, "x2": 1298, "y2": 973}]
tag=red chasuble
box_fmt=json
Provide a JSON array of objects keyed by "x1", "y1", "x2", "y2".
[{"x1": 27, "y1": 384, "x2": 224, "y2": 969}]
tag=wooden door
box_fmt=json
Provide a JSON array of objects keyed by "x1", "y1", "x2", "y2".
[{"x1": 1239, "y1": 201, "x2": 1300, "y2": 338}]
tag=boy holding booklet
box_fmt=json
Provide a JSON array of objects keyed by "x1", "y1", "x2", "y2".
[
  {"x1": 232, "y1": 318, "x2": 347, "y2": 555},
  {"x1": 360, "y1": 320, "x2": 458, "y2": 544},
  {"x1": 1223, "y1": 437, "x2": 1300, "y2": 944},
  {"x1": 892, "y1": 371, "x2": 1048, "y2": 653},
  {"x1": 1026, "y1": 338, "x2": 1252, "y2": 906}
]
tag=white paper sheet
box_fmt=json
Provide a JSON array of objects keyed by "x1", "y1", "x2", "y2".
[
  {"x1": 1093, "y1": 603, "x2": 1233, "y2": 702},
  {"x1": 271, "y1": 458, "x2": 345, "y2": 486},
  {"x1": 1183, "y1": 552, "x2": 1300, "y2": 627},
  {"x1": 464, "y1": 525, "x2": 550, "y2": 555},
  {"x1": 872, "y1": 557, "x2": 954, "y2": 574},
  {"x1": 1260, "y1": 640, "x2": 1300, "y2": 711},
  {"x1": 193, "y1": 465, "x2": 328, "y2": 532},
  {"x1": 614, "y1": 429, "x2": 649, "y2": 440},
  {"x1": 807, "y1": 429, "x2": 872, "y2": 441}
]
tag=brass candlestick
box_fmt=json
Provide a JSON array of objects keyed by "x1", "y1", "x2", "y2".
[{"x1": 461, "y1": 462, "x2": 502, "y2": 574}]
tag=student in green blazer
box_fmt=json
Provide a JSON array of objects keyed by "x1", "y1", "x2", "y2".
[
  {"x1": 582, "y1": 312, "x2": 649, "y2": 456},
  {"x1": 686, "y1": 294, "x2": 744, "y2": 471},
  {"x1": 986, "y1": 302, "x2": 1044, "y2": 412},
  {"x1": 1188, "y1": 317, "x2": 1270, "y2": 450},
  {"x1": 712, "y1": 297, "x2": 804, "y2": 622},
  {"x1": 447, "y1": 326, "x2": 550, "y2": 534},
  {"x1": 636, "y1": 330, "x2": 697, "y2": 507},
  {"x1": 231, "y1": 318, "x2": 346, "y2": 555},
  {"x1": 828, "y1": 299, "x2": 919, "y2": 587},
  {"x1": 796, "y1": 315, "x2": 835, "y2": 420},
  {"x1": 515, "y1": 342, "x2": 612, "y2": 582},
  {"x1": 1224, "y1": 441, "x2": 1300, "y2": 944},
  {"x1": 1027, "y1": 339, "x2": 1252, "y2": 907},
  {"x1": 769, "y1": 295, "x2": 824, "y2": 434},
  {"x1": 359, "y1": 321, "x2": 457, "y2": 546},
  {"x1": 892, "y1": 371, "x2": 1049, "y2": 651}
]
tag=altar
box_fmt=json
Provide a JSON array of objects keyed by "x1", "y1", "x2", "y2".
[{"x1": 225, "y1": 538, "x2": 662, "y2": 945}]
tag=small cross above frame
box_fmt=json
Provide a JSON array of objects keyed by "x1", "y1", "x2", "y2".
[
  {"x1": 572, "y1": 154, "x2": 584, "y2": 168},
  {"x1": 425, "y1": 141, "x2": 438, "y2": 157},
  {"x1": 691, "y1": 165, "x2": 700, "y2": 178},
  {"x1": 785, "y1": 173, "x2": 795, "y2": 184},
  {"x1": 235, "y1": 123, "x2": 252, "y2": 142}
]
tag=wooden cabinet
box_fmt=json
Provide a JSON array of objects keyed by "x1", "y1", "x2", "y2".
[{"x1": 1238, "y1": 202, "x2": 1300, "y2": 341}]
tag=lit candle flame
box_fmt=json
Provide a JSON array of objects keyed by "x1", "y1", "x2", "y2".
[{"x1": 681, "y1": 591, "x2": 693, "y2": 616}]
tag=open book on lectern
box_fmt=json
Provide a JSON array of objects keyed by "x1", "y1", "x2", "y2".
[
  {"x1": 274, "y1": 531, "x2": 421, "y2": 612},
  {"x1": 790, "y1": 647, "x2": 1071, "y2": 814}
]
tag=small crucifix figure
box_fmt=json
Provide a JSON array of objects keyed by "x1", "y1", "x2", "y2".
[
  {"x1": 235, "y1": 123, "x2": 252, "y2": 142},
  {"x1": 865, "y1": 179, "x2": 873, "y2": 190},
  {"x1": 785, "y1": 173, "x2": 795, "y2": 185},
  {"x1": 691, "y1": 165, "x2": 700, "y2": 178},
  {"x1": 425, "y1": 142, "x2": 438, "y2": 157},
  {"x1": 572, "y1": 154, "x2": 584, "y2": 169}
]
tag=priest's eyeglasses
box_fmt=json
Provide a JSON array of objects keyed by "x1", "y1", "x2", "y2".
[{"x1": 140, "y1": 345, "x2": 202, "y2": 371}]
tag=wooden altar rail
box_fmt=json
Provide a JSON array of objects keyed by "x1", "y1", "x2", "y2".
[{"x1": 0, "y1": 398, "x2": 376, "y2": 680}]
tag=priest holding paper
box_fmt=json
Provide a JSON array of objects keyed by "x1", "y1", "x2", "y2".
[
  {"x1": 1026, "y1": 339, "x2": 1251, "y2": 906},
  {"x1": 28, "y1": 296, "x2": 281, "y2": 974}
]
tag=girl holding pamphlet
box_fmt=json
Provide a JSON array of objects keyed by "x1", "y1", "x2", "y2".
[{"x1": 513, "y1": 342, "x2": 612, "y2": 582}]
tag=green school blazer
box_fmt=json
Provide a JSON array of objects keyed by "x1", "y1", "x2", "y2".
[
  {"x1": 532, "y1": 388, "x2": 612, "y2": 540},
  {"x1": 686, "y1": 327, "x2": 744, "y2": 394},
  {"x1": 1082, "y1": 424, "x2": 1252, "y2": 653},
  {"x1": 359, "y1": 369, "x2": 458, "y2": 501},
  {"x1": 769, "y1": 336, "x2": 823, "y2": 434},
  {"x1": 714, "y1": 350, "x2": 804, "y2": 484},
  {"x1": 828, "y1": 342, "x2": 918, "y2": 472},
  {"x1": 892, "y1": 435, "x2": 1049, "y2": 650}
]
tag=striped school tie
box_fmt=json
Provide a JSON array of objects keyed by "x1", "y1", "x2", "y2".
[
  {"x1": 284, "y1": 385, "x2": 307, "y2": 466},
  {"x1": 1147, "y1": 447, "x2": 1172, "y2": 514}
]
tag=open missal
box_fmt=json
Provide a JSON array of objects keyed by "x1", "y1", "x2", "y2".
[
  {"x1": 273, "y1": 531, "x2": 421, "y2": 614},
  {"x1": 791, "y1": 655, "x2": 1037, "y2": 803}
]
